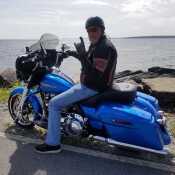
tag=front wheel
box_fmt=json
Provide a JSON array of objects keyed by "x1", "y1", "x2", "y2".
[{"x1": 8, "y1": 94, "x2": 36, "y2": 128}]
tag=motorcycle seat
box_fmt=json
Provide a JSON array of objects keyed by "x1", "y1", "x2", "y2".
[{"x1": 79, "y1": 82, "x2": 137, "y2": 107}]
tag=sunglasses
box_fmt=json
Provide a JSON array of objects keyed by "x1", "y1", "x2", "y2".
[{"x1": 87, "y1": 27, "x2": 99, "y2": 33}]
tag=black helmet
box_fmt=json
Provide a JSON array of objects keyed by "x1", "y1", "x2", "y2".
[{"x1": 85, "y1": 16, "x2": 105, "y2": 30}]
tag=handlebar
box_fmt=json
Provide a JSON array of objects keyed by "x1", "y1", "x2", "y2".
[{"x1": 24, "y1": 43, "x2": 74, "y2": 72}]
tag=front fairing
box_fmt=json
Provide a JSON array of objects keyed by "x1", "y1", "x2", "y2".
[{"x1": 29, "y1": 33, "x2": 59, "y2": 53}]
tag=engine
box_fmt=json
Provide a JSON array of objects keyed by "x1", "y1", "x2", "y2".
[
  {"x1": 62, "y1": 113, "x2": 86, "y2": 137},
  {"x1": 42, "y1": 94, "x2": 86, "y2": 137}
]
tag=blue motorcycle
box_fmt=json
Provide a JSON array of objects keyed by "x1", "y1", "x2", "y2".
[{"x1": 8, "y1": 33, "x2": 171, "y2": 154}]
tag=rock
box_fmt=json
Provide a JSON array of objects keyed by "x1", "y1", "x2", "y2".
[
  {"x1": 115, "y1": 67, "x2": 175, "y2": 83},
  {"x1": 138, "y1": 72, "x2": 160, "y2": 79},
  {"x1": 114, "y1": 69, "x2": 162, "y2": 83},
  {"x1": 114, "y1": 70, "x2": 132, "y2": 79},
  {"x1": 0, "y1": 75, "x2": 10, "y2": 88},
  {"x1": 148, "y1": 66, "x2": 175, "y2": 75},
  {"x1": 114, "y1": 67, "x2": 175, "y2": 108},
  {"x1": 142, "y1": 78, "x2": 175, "y2": 106},
  {"x1": 0, "y1": 68, "x2": 17, "y2": 88},
  {"x1": 142, "y1": 78, "x2": 175, "y2": 92},
  {"x1": 114, "y1": 70, "x2": 144, "y2": 80},
  {"x1": 114, "y1": 72, "x2": 145, "y2": 83}
]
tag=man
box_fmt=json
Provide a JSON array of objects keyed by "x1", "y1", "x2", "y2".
[{"x1": 35, "y1": 16, "x2": 117, "y2": 154}]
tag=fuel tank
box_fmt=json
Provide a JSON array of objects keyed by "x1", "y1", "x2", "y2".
[{"x1": 39, "y1": 72, "x2": 74, "y2": 94}]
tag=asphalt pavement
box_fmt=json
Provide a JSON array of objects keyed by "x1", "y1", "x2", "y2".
[{"x1": 0, "y1": 136, "x2": 172, "y2": 175}]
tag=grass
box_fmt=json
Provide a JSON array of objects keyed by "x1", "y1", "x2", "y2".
[
  {"x1": 167, "y1": 113, "x2": 175, "y2": 138},
  {"x1": 169, "y1": 121, "x2": 175, "y2": 138},
  {"x1": 0, "y1": 81, "x2": 20, "y2": 103},
  {"x1": 0, "y1": 88, "x2": 10, "y2": 102}
]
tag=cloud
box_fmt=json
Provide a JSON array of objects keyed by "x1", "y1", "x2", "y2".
[
  {"x1": 121, "y1": 0, "x2": 153, "y2": 13},
  {"x1": 72, "y1": 0, "x2": 110, "y2": 6},
  {"x1": 0, "y1": 0, "x2": 175, "y2": 38},
  {"x1": 120, "y1": 0, "x2": 173, "y2": 18}
]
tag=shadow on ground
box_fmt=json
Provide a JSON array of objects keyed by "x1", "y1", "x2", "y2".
[
  {"x1": 3, "y1": 127, "x2": 172, "y2": 175},
  {"x1": 4, "y1": 125, "x2": 175, "y2": 167}
]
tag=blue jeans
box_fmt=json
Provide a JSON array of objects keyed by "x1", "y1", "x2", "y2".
[{"x1": 45, "y1": 83, "x2": 98, "y2": 146}]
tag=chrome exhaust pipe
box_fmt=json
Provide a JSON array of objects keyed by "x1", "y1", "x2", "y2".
[{"x1": 91, "y1": 136, "x2": 168, "y2": 155}]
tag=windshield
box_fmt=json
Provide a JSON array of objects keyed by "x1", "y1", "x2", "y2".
[{"x1": 29, "y1": 33, "x2": 59, "y2": 53}]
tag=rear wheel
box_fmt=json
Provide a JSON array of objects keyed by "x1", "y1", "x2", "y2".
[{"x1": 8, "y1": 94, "x2": 36, "y2": 128}]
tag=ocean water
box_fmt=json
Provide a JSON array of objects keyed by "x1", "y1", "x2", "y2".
[{"x1": 0, "y1": 38, "x2": 175, "y2": 80}]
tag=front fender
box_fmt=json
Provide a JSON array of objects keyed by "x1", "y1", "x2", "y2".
[{"x1": 10, "y1": 86, "x2": 42, "y2": 114}]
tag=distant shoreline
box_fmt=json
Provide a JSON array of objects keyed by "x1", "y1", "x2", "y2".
[
  {"x1": 1, "y1": 35, "x2": 175, "y2": 40},
  {"x1": 121, "y1": 35, "x2": 175, "y2": 39}
]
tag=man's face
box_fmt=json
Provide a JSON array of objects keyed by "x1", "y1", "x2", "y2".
[{"x1": 87, "y1": 27, "x2": 103, "y2": 44}]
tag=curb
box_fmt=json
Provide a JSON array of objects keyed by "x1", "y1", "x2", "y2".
[{"x1": 0, "y1": 132, "x2": 175, "y2": 173}]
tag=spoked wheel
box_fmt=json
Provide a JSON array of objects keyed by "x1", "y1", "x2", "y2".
[{"x1": 8, "y1": 94, "x2": 35, "y2": 128}]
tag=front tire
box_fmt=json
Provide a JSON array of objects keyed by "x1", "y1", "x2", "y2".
[{"x1": 8, "y1": 94, "x2": 35, "y2": 128}]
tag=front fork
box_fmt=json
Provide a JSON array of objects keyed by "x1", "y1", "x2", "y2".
[
  {"x1": 16, "y1": 86, "x2": 30, "y2": 121},
  {"x1": 16, "y1": 74, "x2": 35, "y2": 120}
]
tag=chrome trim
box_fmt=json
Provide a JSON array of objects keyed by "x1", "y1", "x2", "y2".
[
  {"x1": 92, "y1": 136, "x2": 168, "y2": 155},
  {"x1": 158, "y1": 110, "x2": 165, "y2": 118},
  {"x1": 16, "y1": 87, "x2": 29, "y2": 120},
  {"x1": 157, "y1": 117, "x2": 167, "y2": 126},
  {"x1": 157, "y1": 110, "x2": 167, "y2": 126}
]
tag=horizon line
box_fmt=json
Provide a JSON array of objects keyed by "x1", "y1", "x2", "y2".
[{"x1": 1, "y1": 35, "x2": 175, "y2": 40}]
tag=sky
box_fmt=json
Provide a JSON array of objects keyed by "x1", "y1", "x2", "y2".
[{"x1": 0, "y1": 0, "x2": 175, "y2": 39}]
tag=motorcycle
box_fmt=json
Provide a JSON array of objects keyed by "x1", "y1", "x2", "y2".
[{"x1": 8, "y1": 33, "x2": 171, "y2": 155}]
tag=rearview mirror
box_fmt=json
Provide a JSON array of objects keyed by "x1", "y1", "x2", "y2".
[{"x1": 61, "y1": 43, "x2": 70, "y2": 52}]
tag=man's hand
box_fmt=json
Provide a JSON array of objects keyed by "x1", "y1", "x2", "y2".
[{"x1": 74, "y1": 37, "x2": 86, "y2": 58}]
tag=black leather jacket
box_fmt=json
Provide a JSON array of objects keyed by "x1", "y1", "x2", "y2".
[{"x1": 70, "y1": 35, "x2": 117, "y2": 92}]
